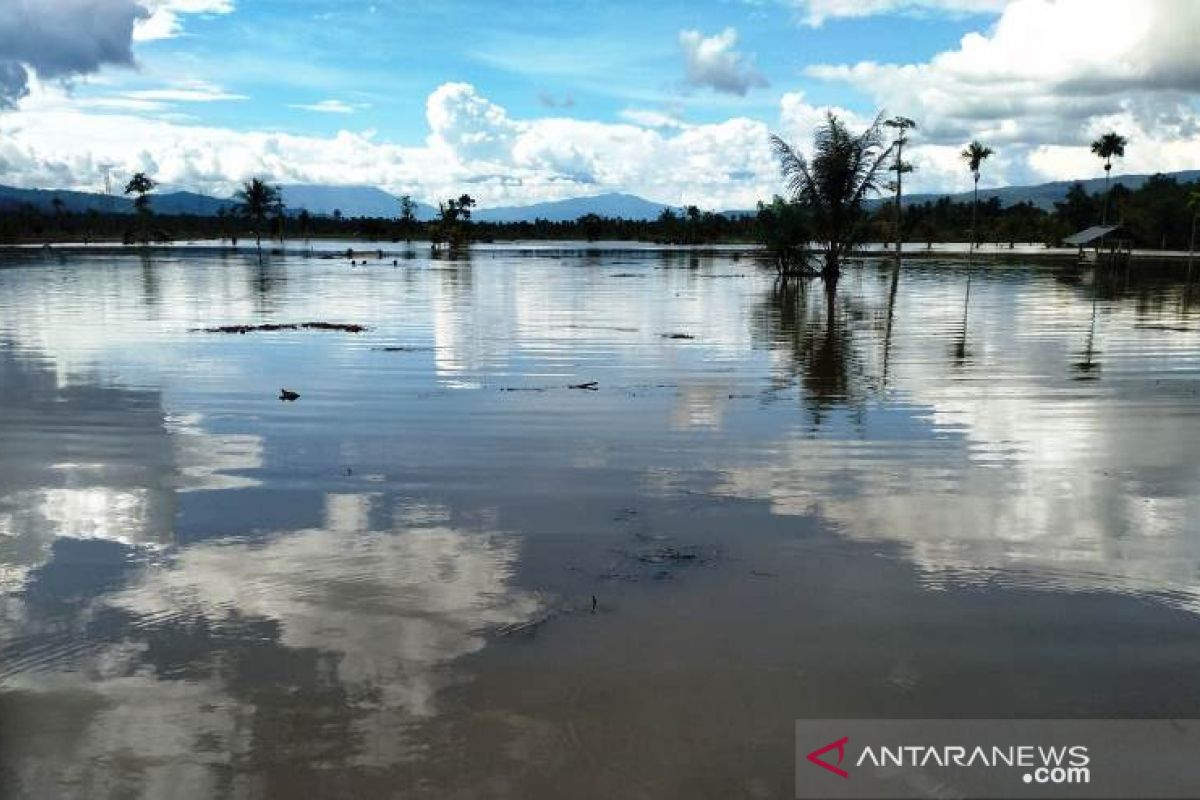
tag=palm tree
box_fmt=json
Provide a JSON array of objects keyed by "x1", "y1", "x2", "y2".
[
  {"x1": 960, "y1": 141, "x2": 993, "y2": 251},
  {"x1": 1091, "y1": 131, "x2": 1127, "y2": 225},
  {"x1": 235, "y1": 177, "x2": 281, "y2": 259},
  {"x1": 884, "y1": 116, "x2": 917, "y2": 263},
  {"x1": 770, "y1": 112, "x2": 895, "y2": 284}
]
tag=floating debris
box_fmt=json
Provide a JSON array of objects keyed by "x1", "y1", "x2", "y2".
[
  {"x1": 568, "y1": 381, "x2": 599, "y2": 391},
  {"x1": 660, "y1": 333, "x2": 695, "y2": 340},
  {"x1": 372, "y1": 345, "x2": 434, "y2": 352},
  {"x1": 1133, "y1": 324, "x2": 1192, "y2": 333},
  {"x1": 197, "y1": 322, "x2": 367, "y2": 334},
  {"x1": 279, "y1": 388, "x2": 300, "y2": 402}
]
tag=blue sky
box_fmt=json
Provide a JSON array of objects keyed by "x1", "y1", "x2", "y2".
[
  {"x1": 106, "y1": 0, "x2": 991, "y2": 138},
  {"x1": 1, "y1": 0, "x2": 1197, "y2": 207}
]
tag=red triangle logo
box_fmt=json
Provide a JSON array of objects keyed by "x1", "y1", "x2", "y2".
[{"x1": 807, "y1": 736, "x2": 850, "y2": 779}]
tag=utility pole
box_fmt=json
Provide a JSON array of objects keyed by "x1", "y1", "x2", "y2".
[{"x1": 99, "y1": 164, "x2": 115, "y2": 213}]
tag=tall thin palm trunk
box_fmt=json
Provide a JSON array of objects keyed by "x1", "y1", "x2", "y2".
[
  {"x1": 1102, "y1": 164, "x2": 1111, "y2": 226},
  {"x1": 893, "y1": 139, "x2": 903, "y2": 263},
  {"x1": 971, "y1": 177, "x2": 979, "y2": 252}
]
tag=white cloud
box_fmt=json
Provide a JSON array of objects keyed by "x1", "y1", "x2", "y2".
[
  {"x1": 124, "y1": 80, "x2": 246, "y2": 103},
  {"x1": 289, "y1": 99, "x2": 359, "y2": 114},
  {"x1": 679, "y1": 28, "x2": 768, "y2": 96},
  {"x1": 800, "y1": 0, "x2": 1005, "y2": 25},
  {"x1": 807, "y1": 0, "x2": 1200, "y2": 187},
  {"x1": 0, "y1": 80, "x2": 804, "y2": 209},
  {"x1": 133, "y1": 0, "x2": 235, "y2": 41},
  {"x1": 619, "y1": 108, "x2": 690, "y2": 129}
]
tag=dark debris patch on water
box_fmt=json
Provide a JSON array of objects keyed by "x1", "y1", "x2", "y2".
[
  {"x1": 195, "y1": 322, "x2": 368, "y2": 334},
  {"x1": 602, "y1": 538, "x2": 723, "y2": 582},
  {"x1": 371, "y1": 345, "x2": 435, "y2": 352},
  {"x1": 660, "y1": 333, "x2": 695, "y2": 340}
]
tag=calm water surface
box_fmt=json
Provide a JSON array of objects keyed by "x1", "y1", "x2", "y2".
[{"x1": 2, "y1": 246, "x2": 1199, "y2": 798}]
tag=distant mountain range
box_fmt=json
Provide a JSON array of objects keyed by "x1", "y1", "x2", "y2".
[
  {"x1": 899, "y1": 170, "x2": 1200, "y2": 210},
  {"x1": 2, "y1": 170, "x2": 1197, "y2": 222},
  {"x1": 471, "y1": 193, "x2": 672, "y2": 222},
  {"x1": 277, "y1": 185, "x2": 438, "y2": 220},
  {"x1": 0, "y1": 185, "x2": 235, "y2": 216}
]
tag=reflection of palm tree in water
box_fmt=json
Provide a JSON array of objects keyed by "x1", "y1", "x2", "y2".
[
  {"x1": 953, "y1": 271, "x2": 971, "y2": 366},
  {"x1": 139, "y1": 249, "x2": 160, "y2": 314},
  {"x1": 881, "y1": 262, "x2": 901, "y2": 388},
  {"x1": 1073, "y1": 287, "x2": 1102, "y2": 379},
  {"x1": 756, "y1": 281, "x2": 865, "y2": 418}
]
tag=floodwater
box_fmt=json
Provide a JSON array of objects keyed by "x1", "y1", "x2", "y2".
[{"x1": 1, "y1": 245, "x2": 1199, "y2": 799}]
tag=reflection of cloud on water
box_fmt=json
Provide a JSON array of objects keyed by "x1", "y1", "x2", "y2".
[
  {"x1": 670, "y1": 383, "x2": 733, "y2": 431},
  {"x1": 3, "y1": 497, "x2": 541, "y2": 796},
  {"x1": 168, "y1": 413, "x2": 263, "y2": 492},
  {"x1": 717, "y1": 274, "x2": 1200, "y2": 610},
  {"x1": 112, "y1": 495, "x2": 539, "y2": 717}
]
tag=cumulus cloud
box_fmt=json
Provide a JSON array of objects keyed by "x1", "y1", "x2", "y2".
[
  {"x1": 807, "y1": 0, "x2": 1200, "y2": 187},
  {"x1": 0, "y1": 80, "x2": 807, "y2": 209},
  {"x1": 0, "y1": 0, "x2": 234, "y2": 109},
  {"x1": 0, "y1": 0, "x2": 146, "y2": 108},
  {"x1": 679, "y1": 28, "x2": 768, "y2": 96}
]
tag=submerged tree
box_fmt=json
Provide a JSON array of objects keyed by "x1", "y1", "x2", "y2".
[
  {"x1": 884, "y1": 116, "x2": 918, "y2": 262},
  {"x1": 1091, "y1": 131, "x2": 1128, "y2": 225},
  {"x1": 434, "y1": 193, "x2": 476, "y2": 250},
  {"x1": 769, "y1": 112, "x2": 894, "y2": 284},
  {"x1": 755, "y1": 196, "x2": 810, "y2": 275},
  {"x1": 398, "y1": 195, "x2": 417, "y2": 242},
  {"x1": 124, "y1": 172, "x2": 157, "y2": 244},
  {"x1": 235, "y1": 177, "x2": 282, "y2": 259},
  {"x1": 960, "y1": 141, "x2": 993, "y2": 251}
]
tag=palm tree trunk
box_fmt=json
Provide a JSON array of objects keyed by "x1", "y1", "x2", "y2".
[
  {"x1": 823, "y1": 249, "x2": 840, "y2": 285},
  {"x1": 894, "y1": 141, "x2": 903, "y2": 264},
  {"x1": 1102, "y1": 163, "x2": 1111, "y2": 226},
  {"x1": 971, "y1": 178, "x2": 979, "y2": 252}
]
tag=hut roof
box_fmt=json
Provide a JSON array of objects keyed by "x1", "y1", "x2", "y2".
[{"x1": 1064, "y1": 225, "x2": 1122, "y2": 246}]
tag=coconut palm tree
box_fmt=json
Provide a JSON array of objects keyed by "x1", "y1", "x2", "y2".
[
  {"x1": 960, "y1": 141, "x2": 993, "y2": 251},
  {"x1": 769, "y1": 112, "x2": 894, "y2": 284},
  {"x1": 884, "y1": 116, "x2": 917, "y2": 262},
  {"x1": 235, "y1": 177, "x2": 281, "y2": 259},
  {"x1": 1091, "y1": 131, "x2": 1127, "y2": 225}
]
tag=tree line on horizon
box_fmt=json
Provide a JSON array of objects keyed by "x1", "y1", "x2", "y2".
[{"x1": 2, "y1": 149, "x2": 1197, "y2": 264}]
